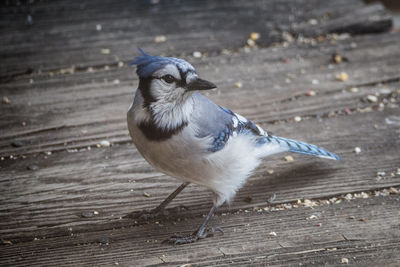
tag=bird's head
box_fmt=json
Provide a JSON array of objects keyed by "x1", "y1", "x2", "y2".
[{"x1": 131, "y1": 48, "x2": 216, "y2": 107}]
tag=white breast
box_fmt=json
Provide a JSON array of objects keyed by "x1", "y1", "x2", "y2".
[{"x1": 127, "y1": 90, "x2": 270, "y2": 206}]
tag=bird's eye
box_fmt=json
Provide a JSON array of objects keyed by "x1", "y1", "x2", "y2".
[{"x1": 162, "y1": 74, "x2": 175, "y2": 84}]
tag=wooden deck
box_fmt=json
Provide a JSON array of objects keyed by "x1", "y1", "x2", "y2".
[{"x1": 1, "y1": 0, "x2": 399, "y2": 266}]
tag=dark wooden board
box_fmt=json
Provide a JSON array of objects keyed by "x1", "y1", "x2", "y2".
[
  {"x1": 1, "y1": 32, "x2": 400, "y2": 157},
  {"x1": 1, "y1": 193, "x2": 399, "y2": 266},
  {"x1": 0, "y1": 0, "x2": 391, "y2": 77},
  {"x1": 1, "y1": 102, "x2": 399, "y2": 243}
]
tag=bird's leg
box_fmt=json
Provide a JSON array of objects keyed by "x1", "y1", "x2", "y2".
[
  {"x1": 166, "y1": 205, "x2": 223, "y2": 245},
  {"x1": 125, "y1": 182, "x2": 189, "y2": 220}
]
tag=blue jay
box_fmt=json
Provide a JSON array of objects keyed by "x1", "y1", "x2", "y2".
[{"x1": 127, "y1": 48, "x2": 341, "y2": 244}]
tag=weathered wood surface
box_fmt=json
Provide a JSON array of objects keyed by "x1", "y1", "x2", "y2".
[
  {"x1": 1, "y1": 0, "x2": 400, "y2": 266},
  {"x1": 0, "y1": 0, "x2": 392, "y2": 78}
]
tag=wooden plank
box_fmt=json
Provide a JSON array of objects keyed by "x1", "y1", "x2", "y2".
[
  {"x1": 1, "y1": 191, "x2": 399, "y2": 266},
  {"x1": 0, "y1": 1, "x2": 399, "y2": 265},
  {"x1": 1, "y1": 32, "x2": 400, "y2": 157},
  {"x1": 1, "y1": 106, "x2": 399, "y2": 242},
  {"x1": 0, "y1": 0, "x2": 391, "y2": 77}
]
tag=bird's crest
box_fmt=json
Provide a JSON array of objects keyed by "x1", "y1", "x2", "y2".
[{"x1": 131, "y1": 47, "x2": 195, "y2": 78}]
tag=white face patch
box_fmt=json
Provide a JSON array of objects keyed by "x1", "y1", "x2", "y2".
[
  {"x1": 152, "y1": 64, "x2": 181, "y2": 80},
  {"x1": 186, "y1": 72, "x2": 198, "y2": 85},
  {"x1": 150, "y1": 64, "x2": 183, "y2": 101},
  {"x1": 144, "y1": 64, "x2": 199, "y2": 130}
]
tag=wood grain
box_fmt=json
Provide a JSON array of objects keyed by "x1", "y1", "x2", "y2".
[{"x1": 1, "y1": 0, "x2": 399, "y2": 266}]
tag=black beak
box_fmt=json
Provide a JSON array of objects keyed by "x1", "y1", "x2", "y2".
[{"x1": 187, "y1": 78, "x2": 217, "y2": 91}]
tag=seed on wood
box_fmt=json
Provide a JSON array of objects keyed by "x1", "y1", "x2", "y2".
[
  {"x1": 284, "y1": 155, "x2": 294, "y2": 162},
  {"x1": 2, "y1": 96, "x2": 11, "y2": 104},
  {"x1": 154, "y1": 35, "x2": 167, "y2": 43},
  {"x1": 341, "y1": 258, "x2": 349, "y2": 264},
  {"x1": 250, "y1": 32, "x2": 260, "y2": 41},
  {"x1": 305, "y1": 90, "x2": 316, "y2": 96},
  {"x1": 234, "y1": 81, "x2": 243, "y2": 88},
  {"x1": 193, "y1": 51, "x2": 202, "y2": 58},
  {"x1": 100, "y1": 48, "x2": 110, "y2": 54},
  {"x1": 367, "y1": 95, "x2": 378, "y2": 103},
  {"x1": 336, "y1": 72, "x2": 348, "y2": 81}
]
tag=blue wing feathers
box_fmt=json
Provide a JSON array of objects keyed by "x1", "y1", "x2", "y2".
[
  {"x1": 270, "y1": 136, "x2": 341, "y2": 161},
  {"x1": 191, "y1": 93, "x2": 340, "y2": 160}
]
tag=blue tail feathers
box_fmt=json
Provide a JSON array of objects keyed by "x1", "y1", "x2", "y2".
[{"x1": 267, "y1": 135, "x2": 341, "y2": 161}]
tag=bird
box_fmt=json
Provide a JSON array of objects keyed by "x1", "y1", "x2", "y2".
[{"x1": 127, "y1": 48, "x2": 341, "y2": 245}]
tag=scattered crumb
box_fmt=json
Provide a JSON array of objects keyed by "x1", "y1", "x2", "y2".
[
  {"x1": 305, "y1": 90, "x2": 316, "y2": 96},
  {"x1": 303, "y1": 199, "x2": 318, "y2": 207},
  {"x1": 234, "y1": 81, "x2": 243, "y2": 88},
  {"x1": 2, "y1": 96, "x2": 11, "y2": 104},
  {"x1": 99, "y1": 140, "x2": 111, "y2": 147},
  {"x1": 100, "y1": 48, "x2": 110, "y2": 55},
  {"x1": 96, "y1": 24, "x2": 102, "y2": 31},
  {"x1": 341, "y1": 258, "x2": 349, "y2": 264},
  {"x1": 180, "y1": 264, "x2": 191, "y2": 267},
  {"x1": 93, "y1": 211, "x2": 99, "y2": 215},
  {"x1": 312, "y1": 79, "x2": 319, "y2": 85},
  {"x1": 118, "y1": 61, "x2": 124, "y2": 67},
  {"x1": 317, "y1": 222, "x2": 322, "y2": 227},
  {"x1": 367, "y1": 95, "x2": 378, "y2": 103},
  {"x1": 250, "y1": 32, "x2": 260, "y2": 41},
  {"x1": 332, "y1": 53, "x2": 348, "y2": 64},
  {"x1": 154, "y1": 35, "x2": 167, "y2": 43},
  {"x1": 354, "y1": 147, "x2": 361, "y2": 154},
  {"x1": 247, "y1": 39, "x2": 256, "y2": 47},
  {"x1": 193, "y1": 51, "x2": 202, "y2": 58},
  {"x1": 284, "y1": 155, "x2": 294, "y2": 162},
  {"x1": 294, "y1": 116, "x2": 302, "y2": 122},
  {"x1": 344, "y1": 193, "x2": 353, "y2": 200},
  {"x1": 143, "y1": 192, "x2": 151, "y2": 197},
  {"x1": 113, "y1": 79, "x2": 120, "y2": 85},
  {"x1": 268, "y1": 231, "x2": 277, "y2": 236},
  {"x1": 308, "y1": 214, "x2": 318, "y2": 220},
  {"x1": 308, "y1": 18, "x2": 318, "y2": 25},
  {"x1": 2, "y1": 239, "x2": 13, "y2": 245},
  {"x1": 336, "y1": 72, "x2": 348, "y2": 81},
  {"x1": 267, "y1": 169, "x2": 274, "y2": 175},
  {"x1": 376, "y1": 171, "x2": 386, "y2": 178},
  {"x1": 349, "y1": 87, "x2": 359, "y2": 93}
]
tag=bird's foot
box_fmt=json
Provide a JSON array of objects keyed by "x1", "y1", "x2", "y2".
[{"x1": 165, "y1": 227, "x2": 223, "y2": 245}]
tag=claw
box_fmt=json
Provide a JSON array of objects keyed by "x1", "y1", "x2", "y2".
[{"x1": 164, "y1": 227, "x2": 223, "y2": 245}]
